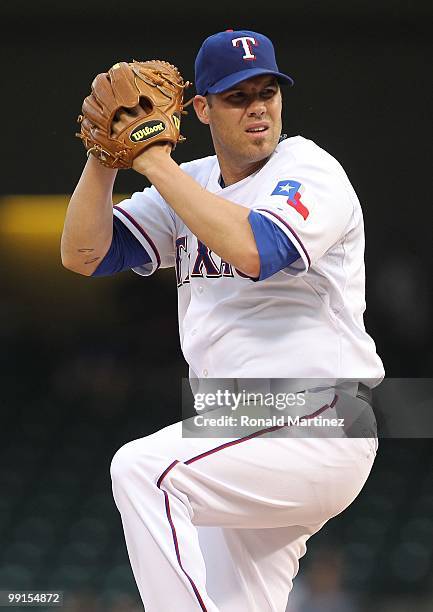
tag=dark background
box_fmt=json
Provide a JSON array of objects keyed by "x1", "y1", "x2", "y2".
[{"x1": 0, "y1": 1, "x2": 432, "y2": 610}]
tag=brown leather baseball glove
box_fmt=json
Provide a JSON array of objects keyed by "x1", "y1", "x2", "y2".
[{"x1": 76, "y1": 60, "x2": 191, "y2": 169}]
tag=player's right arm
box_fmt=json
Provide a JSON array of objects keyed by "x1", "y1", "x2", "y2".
[{"x1": 61, "y1": 156, "x2": 117, "y2": 275}]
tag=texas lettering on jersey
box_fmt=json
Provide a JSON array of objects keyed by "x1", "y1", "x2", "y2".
[
  {"x1": 112, "y1": 137, "x2": 384, "y2": 382},
  {"x1": 175, "y1": 236, "x2": 249, "y2": 287}
]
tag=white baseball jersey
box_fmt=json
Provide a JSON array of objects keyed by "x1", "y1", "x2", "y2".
[
  {"x1": 109, "y1": 135, "x2": 382, "y2": 612},
  {"x1": 113, "y1": 135, "x2": 384, "y2": 384}
]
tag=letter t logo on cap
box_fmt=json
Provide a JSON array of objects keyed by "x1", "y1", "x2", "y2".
[{"x1": 232, "y1": 36, "x2": 257, "y2": 60}]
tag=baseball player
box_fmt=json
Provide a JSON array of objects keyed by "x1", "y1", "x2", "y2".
[{"x1": 61, "y1": 30, "x2": 384, "y2": 611}]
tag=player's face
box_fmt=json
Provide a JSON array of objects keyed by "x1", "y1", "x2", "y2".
[{"x1": 195, "y1": 76, "x2": 282, "y2": 169}]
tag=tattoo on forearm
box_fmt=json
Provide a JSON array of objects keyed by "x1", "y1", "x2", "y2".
[{"x1": 77, "y1": 248, "x2": 100, "y2": 264}]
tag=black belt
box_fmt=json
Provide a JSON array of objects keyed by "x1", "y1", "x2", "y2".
[{"x1": 356, "y1": 382, "x2": 373, "y2": 406}]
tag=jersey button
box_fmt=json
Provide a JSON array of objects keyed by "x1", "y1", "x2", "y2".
[
  {"x1": 198, "y1": 286, "x2": 204, "y2": 294},
  {"x1": 191, "y1": 329, "x2": 197, "y2": 336},
  {"x1": 203, "y1": 369, "x2": 208, "y2": 377}
]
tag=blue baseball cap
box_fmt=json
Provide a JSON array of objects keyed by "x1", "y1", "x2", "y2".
[{"x1": 195, "y1": 29, "x2": 294, "y2": 96}]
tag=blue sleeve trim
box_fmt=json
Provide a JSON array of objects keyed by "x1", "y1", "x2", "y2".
[
  {"x1": 248, "y1": 210, "x2": 300, "y2": 281},
  {"x1": 92, "y1": 216, "x2": 152, "y2": 277}
]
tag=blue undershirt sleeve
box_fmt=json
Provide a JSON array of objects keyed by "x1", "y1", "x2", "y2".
[
  {"x1": 248, "y1": 210, "x2": 300, "y2": 281},
  {"x1": 92, "y1": 216, "x2": 152, "y2": 277}
]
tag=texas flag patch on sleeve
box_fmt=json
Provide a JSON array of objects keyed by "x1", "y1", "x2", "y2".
[{"x1": 271, "y1": 179, "x2": 310, "y2": 220}]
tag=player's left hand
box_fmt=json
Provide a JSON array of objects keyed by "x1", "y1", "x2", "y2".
[{"x1": 76, "y1": 60, "x2": 190, "y2": 170}]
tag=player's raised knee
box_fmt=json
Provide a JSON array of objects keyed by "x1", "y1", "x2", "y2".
[{"x1": 110, "y1": 439, "x2": 143, "y2": 485}]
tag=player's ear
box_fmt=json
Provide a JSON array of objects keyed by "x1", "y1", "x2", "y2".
[{"x1": 193, "y1": 95, "x2": 210, "y2": 125}]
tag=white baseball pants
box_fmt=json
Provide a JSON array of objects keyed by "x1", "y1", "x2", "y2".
[{"x1": 110, "y1": 404, "x2": 377, "y2": 611}]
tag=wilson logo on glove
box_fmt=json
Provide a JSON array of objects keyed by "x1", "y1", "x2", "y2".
[
  {"x1": 130, "y1": 121, "x2": 166, "y2": 142},
  {"x1": 76, "y1": 60, "x2": 193, "y2": 169},
  {"x1": 172, "y1": 113, "x2": 181, "y2": 131}
]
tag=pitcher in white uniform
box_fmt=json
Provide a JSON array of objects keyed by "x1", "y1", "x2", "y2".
[{"x1": 61, "y1": 29, "x2": 384, "y2": 612}]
